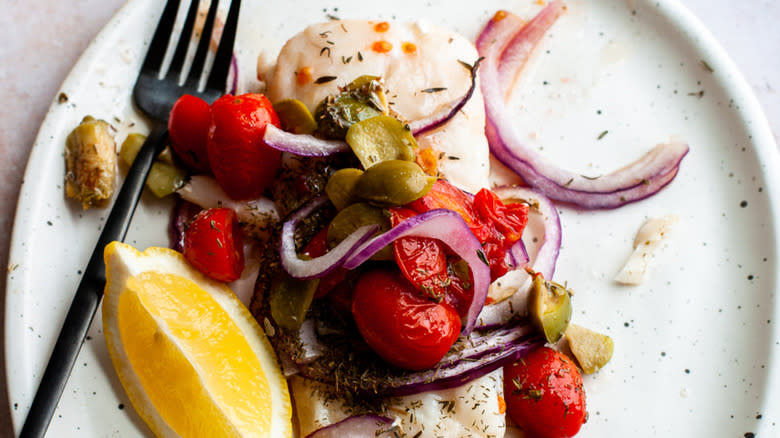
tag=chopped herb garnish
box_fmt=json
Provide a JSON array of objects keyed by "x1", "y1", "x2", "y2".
[
  {"x1": 458, "y1": 59, "x2": 473, "y2": 70},
  {"x1": 564, "y1": 178, "x2": 574, "y2": 187},
  {"x1": 320, "y1": 47, "x2": 331, "y2": 57},
  {"x1": 422, "y1": 87, "x2": 448, "y2": 93},
  {"x1": 341, "y1": 55, "x2": 353, "y2": 64},
  {"x1": 701, "y1": 59, "x2": 714, "y2": 72},
  {"x1": 357, "y1": 51, "x2": 364, "y2": 61},
  {"x1": 597, "y1": 130, "x2": 608, "y2": 140},
  {"x1": 315, "y1": 75, "x2": 338, "y2": 84},
  {"x1": 326, "y1": 40, "x2": 335, "y2": 45},
  {"x1": 476, "y1": 249, "x2": 489, "y2": 266},
  {"x1": 319, "y1": 30, "x2": 331, "y2": 37},
  {"x1": 448, "y1": 155, "x2": 460, "y2": 160},
  {"x1": 688, "y1": 90, "x2": 705, "y2": 98}
]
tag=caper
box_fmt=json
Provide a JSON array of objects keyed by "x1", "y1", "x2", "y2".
[
  {"x1": 273, "y1": 98, "x2": 318, "y2": 134},
  {"x1": 326, "y1": 168, "x2": 364, "y2": 210},
  {"x1": 327, "y1": 202, "x2": 392, "y2": 260},
  {"x1": 528, "y1": 273, "x2": 572, "y2": 343},
  {"x1": 345, "y1": 115, "x2": 418, "y2": 169},
  {"x1": 269, "y1": 273, "x2": 319, "y2": 331},
  {"x1": 313, "y1": 75, "x2": 389, "y2": 140},
  {"x1": 564, "y1": 324, "x2": 614, "y2": 374},
  {"x1": 352, "y1": 160, "x2": 435, "y2": 206}
]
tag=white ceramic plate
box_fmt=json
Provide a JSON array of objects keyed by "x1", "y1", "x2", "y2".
[{"x1": 7, "y1": 0, "x2": 780, "y2": 436}]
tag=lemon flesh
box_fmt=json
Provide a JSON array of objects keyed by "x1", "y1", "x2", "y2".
[{"x1": 103, "y1": 242, "x2": 292, "y2": 438}]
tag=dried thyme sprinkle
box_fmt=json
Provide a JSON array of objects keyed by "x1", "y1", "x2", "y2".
[
  {"x1": 458, "y1": 59, "x2": 473, "y2": 70},
  {"x1": 422, "y1": 87, "x2": 448, "y2": 93},
  {"x1": 319, "y1": 30, "x2": 331, "y2": 37},
  {"x1": 597, "y1": 130, "x2": 608, "y2": 140},
  {"x1": 701, "y1": 59, "x2": 714, "y2": 72},
  {"x1": 315, "y1": 75, "x2": 338, "y2": 84},
  {"x1": 477, "y1": 249, "x2": 489, "y2": 266},
  {"x1": 320, "y1": 47, "x2": 331, "y2": 57},
  {"x1": 342, "y1": 55, "x2": 353, "y2": 64},
  {"x1": 357, "y1": 51, "x2": 364, "y2": 61}
]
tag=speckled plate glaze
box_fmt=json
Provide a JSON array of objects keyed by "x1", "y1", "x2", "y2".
[{"x1": 6, "y1": 0, "x2": 780, "y2": 436}]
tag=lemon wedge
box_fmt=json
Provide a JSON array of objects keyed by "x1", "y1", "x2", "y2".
[{"x1": 102, "y1": 242, "x2": 292, "y2": 438}]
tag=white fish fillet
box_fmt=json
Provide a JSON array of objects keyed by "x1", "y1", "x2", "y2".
[
  {"x1": 266, "y1": 19, "x2": 490, "y2": 193},
  {"x1": 290, "y1": 369, "x2": 506, "y2": 438}
]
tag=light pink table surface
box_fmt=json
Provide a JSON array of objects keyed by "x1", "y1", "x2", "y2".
[{"x1": 0, "y1": 0, "x2": 778, "y2": 436}]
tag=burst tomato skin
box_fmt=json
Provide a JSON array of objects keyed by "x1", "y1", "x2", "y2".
[
  {"x1": 207, "y1": 93, "x2": 281, "y2": 200},
  {"x1": 182, "y1": 208, "x2": 244, "y2": 282},
  {"x1": 351, "y1": 268, "x2": 461, "y2": 370},
  {"x1": 168, "y1": 94, "x2": 212, "y2": 173},
  {"x1": 504, "y1": 347, "x2": 587, "y2": 438}
]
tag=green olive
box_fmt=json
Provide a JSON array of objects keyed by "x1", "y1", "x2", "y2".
[
  {"x1": 119, "y1": 133, "x2": 146, "y2": 167},
  {"x1": 326, "y1": 168, "x2": 364, "y2": 210},
  {"x1": 269, "y1": 273, "x2": 319, "y2": 331},
  {"x1": 528, "y1": 274, "x2": 572, "y2": 343},
  {"x1": 564, "y1": 323, "x2": 614, "y2": 374},
  {"x1": 273, "y1": 99, "x2": 318, "y2": 134},
  {"x1": 345, "y1": 115, "x2": 417, "y2": 169},
  {"x1": 327, "y1": 202, "x2": 392, "y2": 260},
  {"x1": 352, "y1": 160, "x2": 435, "y2": 206},
  {"x1": 145, "y1": 161, "x2": 187, "y2": 198}
]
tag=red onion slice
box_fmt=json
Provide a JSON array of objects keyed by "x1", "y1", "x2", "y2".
[
  {"x1": 408, "y1": 58, "x2": 482, "y2": 136},
  {"x1": 305, "y1": 415, "x2": 396, "y2": 438},
  {"x1": 476, "y1": 186, "x2": 561, "y2": 328},
  {"x1": 508, "y1": 239, "x2": 529, "y2": 269},
  {"x1": 280, "y1": 194, "x2": 378, "y2": 280},
  {"x1": 263, "y1": 124, "x2": 351, "y2": 156},
  {"x1": 477, "y1": 5, "x2": 690, "y2": 209},
  {"x1": 169, "y1": 198, "x2": 203, "y2": 252},
  {"x1": 342, "y1": 209, "x2": 490, "y2": 334}
]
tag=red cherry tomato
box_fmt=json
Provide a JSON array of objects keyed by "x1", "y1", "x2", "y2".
[
  {"x1": 168, "y1": 94, "x2": 211, "y2": 173},
  {"x1": 302, "y1": 227, "x2": 348, "y2": 298},
  {"x1": 504, "y1": 347, "x2": 587, "y2": 438},
  {"x1": 182, "y1": 207, "x2": 244, "y2": 282},
  {"x1": 207, "y1": 93, "x2": 281, "y2": 200},
  {"x1": 351, "y1": 268, "x2": 461, "y2": 370}
]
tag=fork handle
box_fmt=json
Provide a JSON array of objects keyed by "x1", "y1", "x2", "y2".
[{"x1": 19, "y1": 122, "x2": 168, "y2": 438}]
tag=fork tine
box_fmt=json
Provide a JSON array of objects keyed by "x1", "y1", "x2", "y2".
[
  {"x1": 165, "y1": 0, "x2": 203, "y2": 80},
  {"x1": 184, "y1": 0, "x2": 220, "y2": 89},
  {"x1": 206, "y1": 0, "x2": 242, "y2": 92},
  {"x1": 140, "y1": 0, "x2": 182, "y2": 74}
]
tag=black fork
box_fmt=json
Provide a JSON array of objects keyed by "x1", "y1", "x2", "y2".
[{"x1": 18, "y1": 1, "x2": 241, "y2": 437}]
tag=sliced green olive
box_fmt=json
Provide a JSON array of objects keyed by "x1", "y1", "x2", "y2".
[
  {"x1": 345, "y1": 115, "x2": 417, "y2": 169},
  {"x1": 326, "y1": 168, "x2": 364, "y2": 210},
  {"x1": 565, "y1": 324, "x2": 614, "y2": 374},
  {"x1": 327, "y1": 202, "x2": 392, "y2": 260},
  {"x1": 269, "y1": 273, "x2": 319, "y2": 331},
  {"x1": 528, "y1": 273, "x2": 572, "y2": 343},
  {"x1": 145, "y1": 161, "x2": 187, "y2": 198},
  {"x1": 64, "y1": 116, "x2": 116, "y2": 209},
  {"x1": 273, "y1": 99, "x2": 318, "y2": 134},
  {"x1": 352, "y1": 160, "x2": 435, "y2": 206},
  {"x1": 344, "y1": 75, "x2": 389, "y2": 113},
  {"x1": 119, "y1": 133, "x2": 146, "y2": 167}
]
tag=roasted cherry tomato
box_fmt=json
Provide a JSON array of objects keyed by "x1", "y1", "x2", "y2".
[
  {"x1": 473, "y1": 188, "x2": 529, "y2": 246},
  {"x1": 504, "y1": 347, "x2": 587, "y2": 438},
  {"x1": 168, "y1": 94, "x2": 212, "y2": 173},
  {"x1": 351, "y1": 268, "x2": 461, "y2": 370},
  {"x1": 389, "y1": 208, "x2": 474, "y2": 316},
  {"x1": 408, "y1": 179, "x2": 491, "y2": 243},
  {"x1": 182, "y1": 207, "x2": 244, "y2": 282},
  {"x1": 207, "y1": 93, "x2": 281, "y2": 200},
  {"x1": 302, "y1": 227, "x2": 348, "y2": 298}
]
